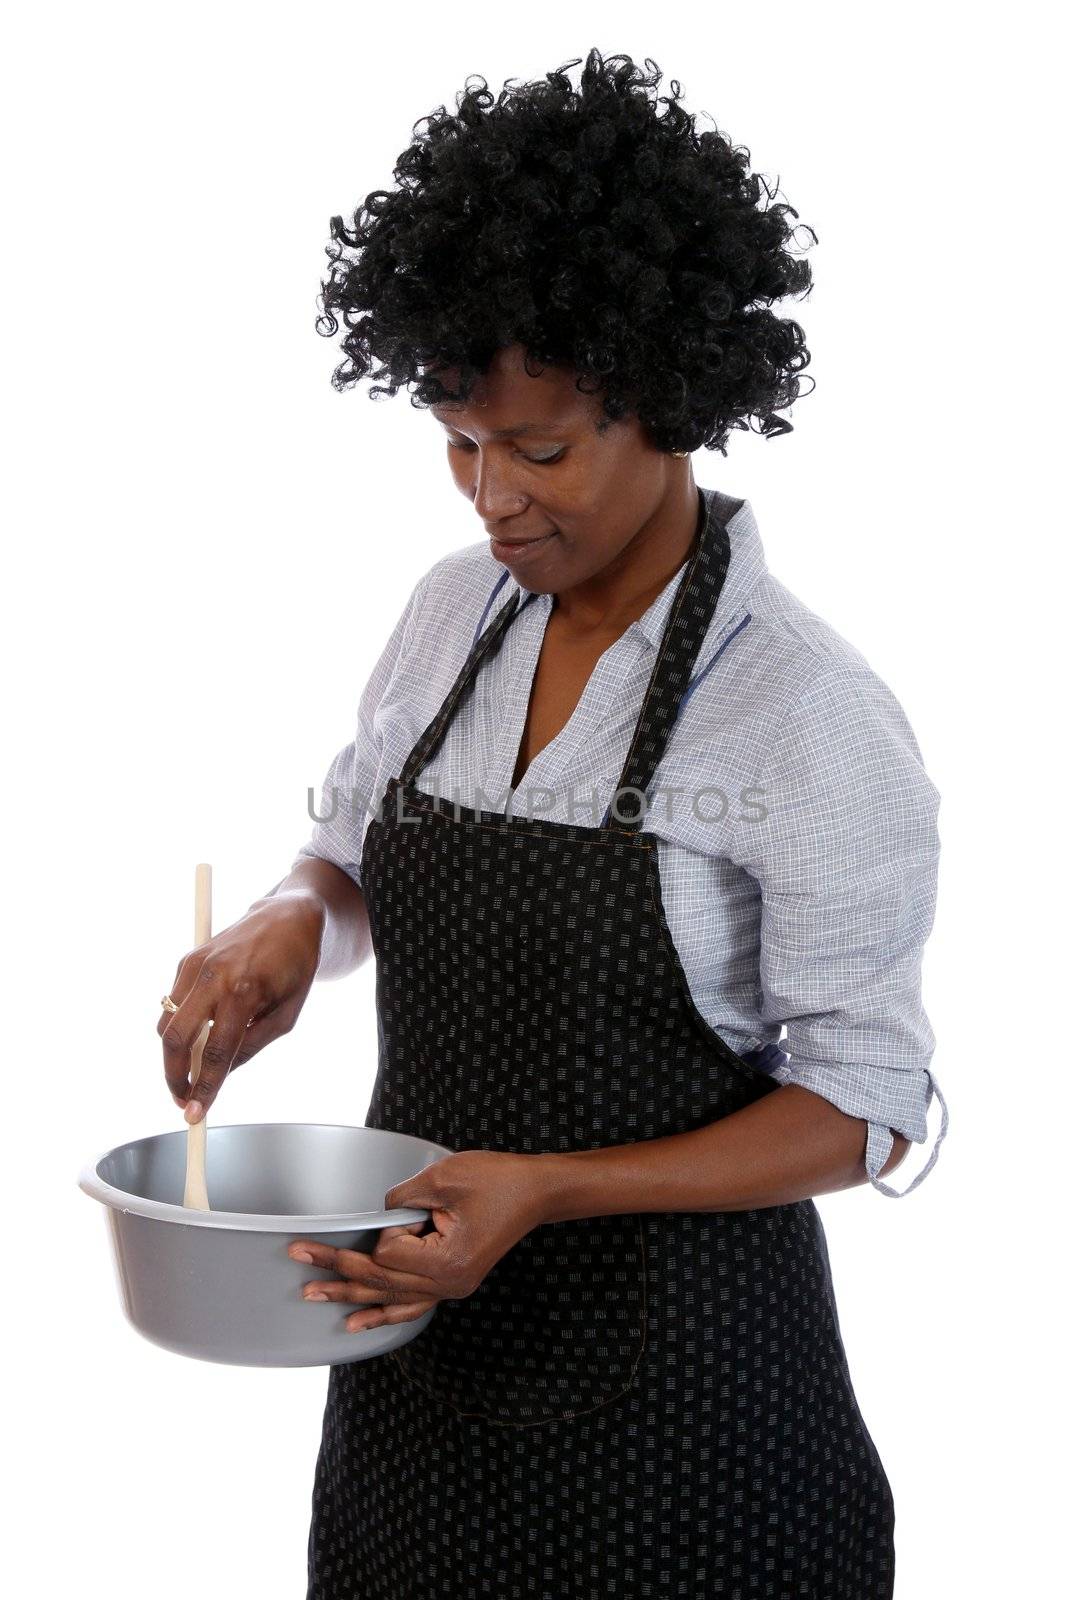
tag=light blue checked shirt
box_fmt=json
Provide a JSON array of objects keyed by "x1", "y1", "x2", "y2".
[{"x1": 296, "y1": 493, "x2": 947, "y2": 1197}]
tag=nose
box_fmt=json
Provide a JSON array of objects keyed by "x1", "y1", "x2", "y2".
[{"x1": 467, "y1": 450, "x2": 529, "y2": 523}]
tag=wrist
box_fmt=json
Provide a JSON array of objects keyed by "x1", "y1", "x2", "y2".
[
  {"x1": 250, "y1": 882, "x2": 327, "y2": 926},
  {"x1": 528, "y1": 1148, "x2": 607, "y2": 1226},
  {"x1": 249, "y1": 885, "x2": 327, "y2": 965}
]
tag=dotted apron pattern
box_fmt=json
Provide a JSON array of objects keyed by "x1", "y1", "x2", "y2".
[{"x1": 306, "y1": 490, "x2": 896, "y2": 1599}]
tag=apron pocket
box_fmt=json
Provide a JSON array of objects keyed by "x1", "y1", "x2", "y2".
[{"x1": 390, "y1": 1213, "x2": 649, "y2": 1425}]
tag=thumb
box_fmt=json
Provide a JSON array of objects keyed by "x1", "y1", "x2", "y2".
[
  {"x1": 375, "y1": 1191, "x2": 429, "y2": 1252},
  {"x1": 383, "y1": 1160, "x2": 447, "y2": 1214},
  {"x1": 379, "y1": 1164, "x2": 449, "y2": 1238}
]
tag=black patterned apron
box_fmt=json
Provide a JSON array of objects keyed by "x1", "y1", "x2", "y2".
[{"x1": 307, "y1": 490, "x2": 896, "y2": 1599}]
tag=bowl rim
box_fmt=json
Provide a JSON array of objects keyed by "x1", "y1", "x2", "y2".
[{"x1": 77, "y1": 1120, "x2": 452, "y2": 1233}]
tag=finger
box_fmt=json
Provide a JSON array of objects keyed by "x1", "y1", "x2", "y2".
[
  {"x1": 228, "y1": 993, "x2": 302, "y2": 1069},
  {"x1": 290, "y1": 1240, "x2": 437, "y2": 1297},
  {"x1": 288, "y1": 1240, "x2": 338, "y2": 1268},
  {"x1": 376, "y1": 1219, "x2": 428, "y2": 1244},
  {"x1": 184, "y1": 995, "x2": 259, "y2": 1121},
  {"x1": 156, "y1": 946, "x2": 209, "y2": 1036},
  {"x1": 289, "y1": 1240, "x2": 375, "y2": 1275},
  {"x1": 370, "y1": 1228, "x2": 476, "y2": 1299},
  {"x1": 344, "y1": 1299, "x2": 436, "y2": 1334},
  {"x1": 159, "y1": 990, "x2": 219, "y2": 1102},
  {"x1": 301, "y1": 1278, "x2": 405, "y2": 1307},
  {"x1": 287, "y1": 1228, "x2": 438, "y2": 1280},
  {"x1": 372, "y1": 1228, "x2": 441, "y2": 1272}
]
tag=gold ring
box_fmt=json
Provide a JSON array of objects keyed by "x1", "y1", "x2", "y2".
[{"x1": 160, "y1": 994, "x2": 180, "y2": 1014}]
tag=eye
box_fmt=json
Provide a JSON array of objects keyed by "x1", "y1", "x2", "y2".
[{"x1": 446, "y1": 440, "x2": 566, "y2": 466}]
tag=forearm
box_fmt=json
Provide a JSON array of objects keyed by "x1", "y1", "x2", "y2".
[
  {"x1": 531, "y1": 1084, "x2": 911, "y2": 1221},
  {"x1": 256, "y1": 857, "x2": 372, "y2": 980}
]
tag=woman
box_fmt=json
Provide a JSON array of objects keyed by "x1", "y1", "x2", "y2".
[{"x1": 158, "y1": 51, "x2": 947, "y2": 1599}]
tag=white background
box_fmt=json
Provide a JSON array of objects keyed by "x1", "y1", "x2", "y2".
[{"x1": 6, "y1": 5, "x2": 1062, "y2": 1596}]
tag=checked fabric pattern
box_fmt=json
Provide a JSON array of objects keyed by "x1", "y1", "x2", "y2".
[{"x1": 297, "y1": 489, "x2": 946, "y2": 1198}]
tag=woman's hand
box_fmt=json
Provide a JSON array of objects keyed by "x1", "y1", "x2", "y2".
[
  {"x1": 288, "y1": 1150, "x2": 550, "y2": 1333},
  {"x1": 157, "y1": 890, "x2": 326, "y2": 1122}
]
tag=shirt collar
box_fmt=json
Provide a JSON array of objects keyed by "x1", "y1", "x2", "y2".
[{"x1": 515, "y1": 487, "x2": 765, "y2": 651}]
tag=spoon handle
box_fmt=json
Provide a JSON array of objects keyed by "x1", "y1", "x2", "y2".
[{"x1": 183, "y1": 863, "x2": 212, "y2": 1210}]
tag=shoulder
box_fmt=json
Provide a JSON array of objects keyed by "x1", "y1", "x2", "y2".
[
  {"x1": 736, "y1": 579, "x2": 941, "y2": 854},
  {"x1": 670, "y1": 566, "x2": 940, "y2": 852},
  {"x1": 740, "y1": 570, "x2": 897, "y2": 710},
  {"x1": 698, "y1": 575, "x2": 941, "y2": 876},
  {"x1": 713, "y1": 569, "x2": 933, "y2": 771}
]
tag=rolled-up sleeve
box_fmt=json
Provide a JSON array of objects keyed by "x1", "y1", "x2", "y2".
[
  {"x1": 736, "y1": 663, "x2": 947, "y2": 1197},
  {"x1": 294, "y1": 572, "x2": 429, "y2": 888}
]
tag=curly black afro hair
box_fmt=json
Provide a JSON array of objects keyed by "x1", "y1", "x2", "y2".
[{"x1": 316, "y1": 49, "x2": 817, "y2": 455}]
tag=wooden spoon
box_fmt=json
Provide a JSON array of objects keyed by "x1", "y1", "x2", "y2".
[{"x1": 183, "y1": 862, "x2": 212, "y2": 1211}]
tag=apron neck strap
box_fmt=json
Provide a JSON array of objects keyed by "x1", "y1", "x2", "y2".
[
  {"x1": 604, "y1": 488, "x2": 732, "y2": 833},
  {"x1": 400, "y1": 587, "x2": 521, "y2": 785},
  {"x1": 400, "y1": 486, "x2": 733, "y2": 813}
]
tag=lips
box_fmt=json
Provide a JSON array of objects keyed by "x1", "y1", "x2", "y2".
[
  {"x1": 488, "y1": 529, "x2": 556, "y2": 565},
  {"x1": 489, "y1": 531, "x2": 555, "y2": 547}
]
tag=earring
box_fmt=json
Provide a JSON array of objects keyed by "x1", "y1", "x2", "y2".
[{"x1": 670, "y1": 449, "x2": 687, "y2": 458}]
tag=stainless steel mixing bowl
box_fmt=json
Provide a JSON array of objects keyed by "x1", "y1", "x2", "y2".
[{"x1": 78, "y1": 1122, "x2": 453, "y2": 1367}]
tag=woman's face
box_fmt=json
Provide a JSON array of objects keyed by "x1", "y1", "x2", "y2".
[{"x1": 429, "y1": 343, "x2": 685, "y2": 595}]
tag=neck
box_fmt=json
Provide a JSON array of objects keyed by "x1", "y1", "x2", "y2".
[{"x1": 552, "y1": 479, "x2": 702, "y2": 636}]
